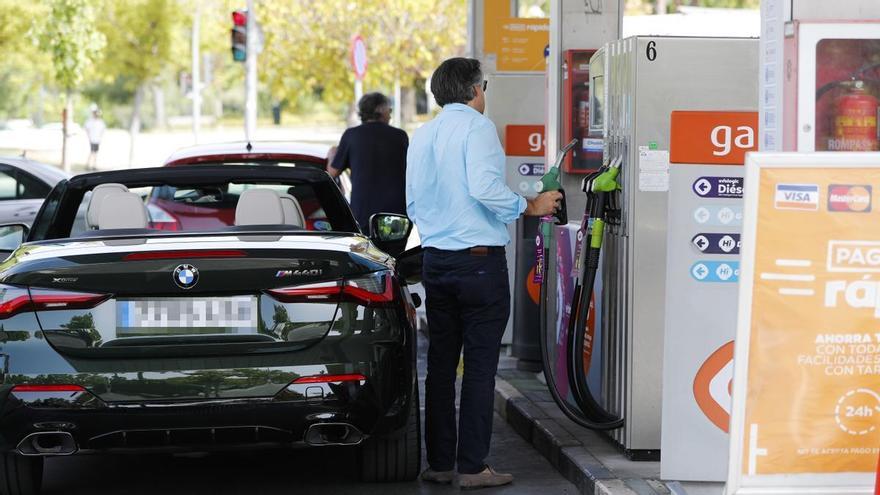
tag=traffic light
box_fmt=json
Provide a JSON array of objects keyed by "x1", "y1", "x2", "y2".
[{"x1": 231, "y1": 9, "x2": 247, "y2": 63}]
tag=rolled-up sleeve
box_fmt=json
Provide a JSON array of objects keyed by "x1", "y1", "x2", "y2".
[{"x1": 465, "y1": 120, "x2": 527, "y2": 224}]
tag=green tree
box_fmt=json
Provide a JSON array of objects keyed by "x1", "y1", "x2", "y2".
[
  {"x1": 97, "y1": 0, "x2": 184, "y2": 165},
  {"x1": 0, "y1": 1, "x2": 51, "y2": 122},
  {"x1": 260, "y1": 0, "x2": 467, "y2": 117},
  {"x1": 34, "y1": 0, "x2": 105, "y2": 173}
]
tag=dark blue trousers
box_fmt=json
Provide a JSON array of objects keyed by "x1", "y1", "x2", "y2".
[{"x1": 422, "y1": 247, "x2": 510, "y2": 475}]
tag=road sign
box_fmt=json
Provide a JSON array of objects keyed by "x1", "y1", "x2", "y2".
[{"x1": 351, "y1": 35, "x2": 367, "y2": 81}]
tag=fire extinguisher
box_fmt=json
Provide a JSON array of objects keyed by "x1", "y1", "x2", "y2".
[{"x1": 833, "y1": 80, "x2": 879, "y2": 151}]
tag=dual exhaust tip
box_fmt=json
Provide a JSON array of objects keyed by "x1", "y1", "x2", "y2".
[
  {"x1": 17, "y1": 431, "x2": 78, "y2": 456},
  {"x1": 303, "y1": 422, "x2": 363, "y2": 446}
]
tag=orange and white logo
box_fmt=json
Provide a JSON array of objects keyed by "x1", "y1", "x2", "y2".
[
  {"x1": 670, "y1": 111, "x2": 757, "y2": 165},
  {"x1": 693, "y1": 340, "x2": 735, "y2": 433}
]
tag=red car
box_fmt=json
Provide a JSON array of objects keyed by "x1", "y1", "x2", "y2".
[{"x1": 151, "y1": 142, "x2": 352, "y2": 232}]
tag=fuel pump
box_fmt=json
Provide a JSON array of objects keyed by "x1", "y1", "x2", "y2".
[{"x1": 536, "y1": 141, "x2": 623, "y2": 430}]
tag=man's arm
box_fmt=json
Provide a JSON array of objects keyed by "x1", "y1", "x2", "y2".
[
  {"x1": 464, "y1": 120, "x2": 527, "y2": 223},
  {"x1": 328, "y1": 133, "x2": 351, "y2": 178},
  {"x1": 464, "y1": 120, "x2": 561, "y2": 221}
]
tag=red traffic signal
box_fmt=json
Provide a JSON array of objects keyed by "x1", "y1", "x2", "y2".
[
  {"x1": 231, "y1": 9, "x2": 247, "y2": 63},
  {"x1": 232, "y1": 10, "x2": 247, "y2": 26}
]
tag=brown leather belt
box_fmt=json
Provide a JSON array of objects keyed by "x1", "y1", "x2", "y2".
[
  {"x1": 465, "y1": 246, "x2": 504, "y2": 256},
  {"x1": 424, "y1": 246, "x2": 505, "y2": 256}
]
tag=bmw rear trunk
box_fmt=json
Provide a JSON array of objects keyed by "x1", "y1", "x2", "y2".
[{"x1": 0, "y1": 234, "x2": 416, "y2": 455}]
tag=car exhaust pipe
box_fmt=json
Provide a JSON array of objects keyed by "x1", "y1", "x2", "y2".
[
  {"x1": 304, "y1": 423, "x2": 364, "y2": 446},
  {"x1": 17, "y1": 431, "x2": 78, "y2": 456}
]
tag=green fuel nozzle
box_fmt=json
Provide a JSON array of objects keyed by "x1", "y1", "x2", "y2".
[
  {"x1": 590, "y1": 155, "x2": 621, "y2": 193},
  {"x1": 538, "y1": 139, "x2": 578, "y2": 234}
]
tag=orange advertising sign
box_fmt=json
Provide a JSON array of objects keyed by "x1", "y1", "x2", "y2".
[
  {"x1": 670, "y1": 111, "x2": 758, "y2": 165},
  {"x1": 728, "y1": 153, "x2": 880, "y2": 493},
  {"x1": 505, "y1": 125, "x2": 545, "y2": 156},
  {"x1": 482, "y1": 0, "x2": 548, "y2": 72}
]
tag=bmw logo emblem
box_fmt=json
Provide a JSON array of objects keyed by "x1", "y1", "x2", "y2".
[{"x1": 173, "y1": 264, "x2": 199, "y2": 289}]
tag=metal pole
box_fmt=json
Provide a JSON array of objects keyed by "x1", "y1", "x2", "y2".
[
  {"x1": 354, "y1": 79, "x2": 363, "y2": 106},
  {"x1": 245, "y1": 0, "x2": 257, "y2": 141},
  {"x1": 191, "y1": 0, "x2": 201, "y2": 144},
  {"x1": 393, "y1": 79, "x2": 401, "y2": 126}
]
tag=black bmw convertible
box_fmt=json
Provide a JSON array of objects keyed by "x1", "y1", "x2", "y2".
[{"x1": 0, "y1": 165, "x2": 422, "y2": 494}]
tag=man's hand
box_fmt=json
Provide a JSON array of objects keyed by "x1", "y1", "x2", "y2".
[{"x1": 525, "y1": 191, "x2": 563, "y2": 216}]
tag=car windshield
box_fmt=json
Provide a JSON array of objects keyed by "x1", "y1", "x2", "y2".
[{"x1": 30, "y1": 171, "x2": 358, "y2": 241}]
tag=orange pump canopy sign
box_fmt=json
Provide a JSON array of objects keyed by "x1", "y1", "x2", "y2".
[{"x1": 727, "y1": 153, "x2": 880, "y2": 494}]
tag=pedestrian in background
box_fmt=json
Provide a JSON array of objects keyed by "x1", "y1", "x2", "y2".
[
  {"x1": 84, "y1": 105, "x2": 106, "y2": 171},
  {"x1": 328, "y1": 92, "x2": 408, "y2": 233},
  {"x1": 406, "y1": 57, "x2": 562, "y2": 489}
]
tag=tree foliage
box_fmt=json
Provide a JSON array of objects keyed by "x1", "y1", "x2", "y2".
[
  {"x1": 34, "y1": 0, "x2": 105, "y2": 92},
  {"x1": 260, "y1": 0, "x2": 467, "y2": 107},
  {"x1": 0, "y1": 1, "x2": 51, "y2": 117},
  {"x1": 97, "y1": 0, "x2": 183, "y2": 91}
]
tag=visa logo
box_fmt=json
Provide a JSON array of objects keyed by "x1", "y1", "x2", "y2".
[{"x1": 775, "y1": 184, "x2": 819, "y2": 211}]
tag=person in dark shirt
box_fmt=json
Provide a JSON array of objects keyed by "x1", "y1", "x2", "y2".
[{"x1": 328, "y1": 92, "x2": 409, "y2": 233}]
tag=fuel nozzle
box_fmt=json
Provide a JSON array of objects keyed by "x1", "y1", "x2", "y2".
[{"x1": 537, "y1": 138, "x2": 578, "y2": 227}]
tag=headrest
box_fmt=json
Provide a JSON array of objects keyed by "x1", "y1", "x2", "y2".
[
  {"x1": 234, "y1": 188, "x2": 284, "y2": 226},
  {"x1": 87, "y1": 183, "x2": 129, "y2": 228},
  {"x1": 96, "y1": 192, "x2": 149, "y2": 230},
  {"x1": 279, "y1": 193, "x2": 305, "y2": 227}
]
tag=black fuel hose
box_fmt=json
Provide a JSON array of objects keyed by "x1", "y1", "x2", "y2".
[
  {"x1": 537, "y1": 183, "x2": 623, "y2": 431},
  {"x1": 566, "y1": 191, "x2": 622, "y2": 428}
]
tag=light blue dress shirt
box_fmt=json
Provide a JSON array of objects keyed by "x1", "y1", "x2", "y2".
[{"x1": 406, "y1": 103, "x2": 527, "y2": 250}]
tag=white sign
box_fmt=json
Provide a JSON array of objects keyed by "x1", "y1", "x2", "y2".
[{"x1": 351, "y1": 35, "x2": 368, "y2": 80}]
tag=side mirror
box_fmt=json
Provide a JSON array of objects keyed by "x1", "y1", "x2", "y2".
[
  {"x1": 0, "y1": 223, "x2": 29, "y2": 259},
  {"x1": 369, "y1": 213, "x2": 413, "y2": 257}
]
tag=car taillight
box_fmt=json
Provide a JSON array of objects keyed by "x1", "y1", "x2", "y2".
[
  {"x1": 123, "y1": 250, "x2": 247, "y2": 261},
  {"x1": 0, "y1": 285, "x2": 110, "y2": 320},
  {"x1": 11, "y1": 384, "x2": 85, "y2": 393},
  {"x1": 266, "y1": 272, "x2": 395, "y2": 306},
  {"x1": 146, "y1": 203, "x2": 180, "y2": 231},
  {"x1": 292, "y1": 374, "x2": 366, "y2": 384}
]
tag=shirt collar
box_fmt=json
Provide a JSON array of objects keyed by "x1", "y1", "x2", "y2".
[{"x1": 442, "y1": 103, "x2": 480, "y2": 115}]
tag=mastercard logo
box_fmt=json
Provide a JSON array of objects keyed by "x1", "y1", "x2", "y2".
[
  {"x1": 828, "y1": 184, "x2": 872, "y2": 212},
  {"x1": 693, "y1": 340, "x2": 735, "y2": 433}
]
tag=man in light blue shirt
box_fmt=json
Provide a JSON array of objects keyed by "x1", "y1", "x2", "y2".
[{"x1": 407, "y1": 57, "x2": 561, "y2": 489}]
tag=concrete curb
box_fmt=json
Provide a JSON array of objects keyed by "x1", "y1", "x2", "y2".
[{"x1": 494, "y1": 376, "x2": 650, "y2": 495}]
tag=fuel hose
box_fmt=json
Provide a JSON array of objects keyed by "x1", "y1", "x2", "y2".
[{"x1": 536, "y1": 152, "x2": 623, "y2": 431}]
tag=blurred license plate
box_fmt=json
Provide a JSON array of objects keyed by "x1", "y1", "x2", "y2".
[{"x1": 117, "y1": 296, "x2": 257, "y2": 335}]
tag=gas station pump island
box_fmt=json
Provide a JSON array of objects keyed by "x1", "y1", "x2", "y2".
[{"x1": 472, "y1": 0, "x2": 880, "y2": 492}]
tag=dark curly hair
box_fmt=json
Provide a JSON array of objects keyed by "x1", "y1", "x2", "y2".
[
  {"x1": 430, "y1": 58, "x2": 482, "y2": 107},
  {"x1": 358, "y1": 92, "x2": 391, "y2": 122}
]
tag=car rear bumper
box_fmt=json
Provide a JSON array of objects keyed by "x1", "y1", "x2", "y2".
[{"x1": 0, "y1": 377, "x2": 415, "y2": 456}]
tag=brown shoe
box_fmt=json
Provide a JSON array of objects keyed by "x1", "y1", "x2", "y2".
[
  {"x1": 420, "y1": 468, "x2": 455, "y2": 484},
  {"x1": 458, "y1": 466, "x2": 514, "y2": 490}
]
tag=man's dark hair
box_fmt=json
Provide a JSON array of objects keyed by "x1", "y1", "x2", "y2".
[
  {"x1": 358, "y1": 92, "x2": 390, "y2": 122},
  {"x1": 430, "y1": 57, "x2": 483, "y2": 107}
]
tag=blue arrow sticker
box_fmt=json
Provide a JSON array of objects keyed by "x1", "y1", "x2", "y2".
[
  {"x1": 692, "y1": 205, "x2": 743, "y2": 226},
  {"x1": 517, "y1": 163, "x2": 545, "y2": 177},
  {"x1": 692, "y1": 177, "x2": 744, "y2": 199},
  {"x1": 690, "y1": 261, "x2": 740, "y2": 283},
  {"x1": 691, "y1": 233, "x2": 741, "y2": 255}
]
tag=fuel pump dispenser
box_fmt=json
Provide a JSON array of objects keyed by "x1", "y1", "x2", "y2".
[{"x1": 539, "y1": 36, "x2": 758, "y2": 460}]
